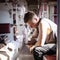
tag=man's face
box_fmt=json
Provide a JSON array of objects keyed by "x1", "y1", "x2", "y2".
[{"x1": 26, "y1": 21, "x2": 36, "y2": 28}]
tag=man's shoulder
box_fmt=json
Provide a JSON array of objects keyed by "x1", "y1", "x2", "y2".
[
  {"x1": 41, "y1": 18, "x2": 49, "y2": 24},
  {"x1": 41, "y1": 18, "x2": 57, "y2": 25},
  {"x1": 41, "y1": 18, "x2": 50, "y2": 21}
]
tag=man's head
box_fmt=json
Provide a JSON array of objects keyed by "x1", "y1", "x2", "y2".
[{"x1": 24, "y1": 11, "x2": 39, "y2": 28}]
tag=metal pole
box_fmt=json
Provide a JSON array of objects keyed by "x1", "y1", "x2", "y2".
[{"x1": 57, "y1": 0, "x2": 60, "y2": 60}]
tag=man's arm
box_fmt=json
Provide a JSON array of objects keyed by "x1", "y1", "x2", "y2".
[
  {"x1": 29, "y1": 22, "x2": 42, "y2": 52},
  {"x1": 34, "y1": 23, "x2": 42, "y2": 46}
]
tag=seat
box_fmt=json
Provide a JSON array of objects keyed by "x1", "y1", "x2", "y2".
[{"x1": 43, "y1": 54, "x2": 56, "y2": 60}]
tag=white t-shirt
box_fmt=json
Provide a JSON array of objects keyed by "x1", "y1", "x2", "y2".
[{"x1": 38, "y1": 18, "x2": 57, "y2": 46}]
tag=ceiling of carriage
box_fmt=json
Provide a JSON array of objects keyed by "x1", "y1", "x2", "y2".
[{"x1": 0, "y1": 0, "x2": 57, "y2": 4}]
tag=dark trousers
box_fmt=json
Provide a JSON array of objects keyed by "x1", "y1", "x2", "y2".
[{"x1": 32, "y1": 44, "x2": 56, "y2": 60}]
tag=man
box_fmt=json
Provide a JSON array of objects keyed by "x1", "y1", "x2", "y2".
[{"x1": 24, "y1": 11, "x2": 57, "y2": 60}]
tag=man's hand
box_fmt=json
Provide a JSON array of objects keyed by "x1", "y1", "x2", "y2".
[{"x1": 30, "y1": 46, "x2": 35, "y2": 52}]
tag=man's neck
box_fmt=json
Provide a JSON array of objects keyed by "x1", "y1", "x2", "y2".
[{"x1": 36, "y1": 18, "x2": 41, "y2": 27}]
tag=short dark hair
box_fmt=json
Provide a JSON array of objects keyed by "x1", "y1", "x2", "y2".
[{"x1": 24, "y1": 11, "x2": 35, "y2": 23}]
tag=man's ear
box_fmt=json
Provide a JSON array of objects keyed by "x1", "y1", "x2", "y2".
[{"x1": 32, "y1": 17, "x2": 39, "y2": 24}]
